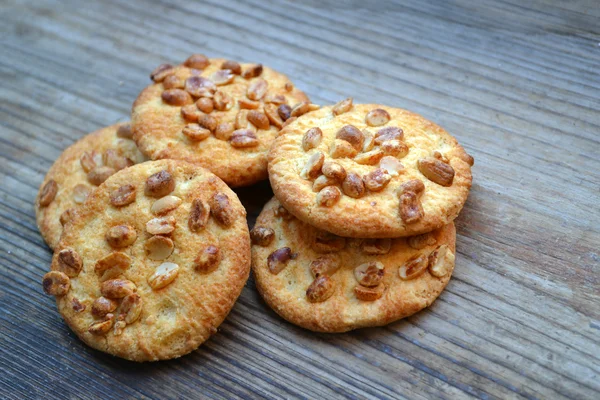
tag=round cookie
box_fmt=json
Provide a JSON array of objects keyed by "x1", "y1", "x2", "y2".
[
  {"x1": 268, "y1": 100, "x2": 474, "y2": 238},
  {"x1": 251, "y1": 198, "x2": 456, "y2": 333},
  {"x1": 41, "y1": 160, "x2": 251, "y2": 361},
  {"x1": 132, "y1": 54, "x2": 311, "y2": 187},
  {"x1": 35, "y1": 123, "x2": 146, "y2": 249}
]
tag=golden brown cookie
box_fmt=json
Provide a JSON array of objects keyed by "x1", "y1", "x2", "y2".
[
  {"x1": 41, "y1": 160, "x2": 251, "y2": 361},
  {"x1": 268, "y1": 101, "x2": 474, "y2": 238},
  {"x1": 251, "y1": 198, "x2": 456, "y2": 332},
  {"x1": 35, "y1": 123, "x2": 146, "y2": 249},
  {"x1": 132, "y1": 54, "x2": 311, "y2": 187}
]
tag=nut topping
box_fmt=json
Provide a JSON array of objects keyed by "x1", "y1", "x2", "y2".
[
  {"x1": 354, "y1": 284, "x2": 385, "y2": 301},
  {"x1": 306, "y1": 275, "x2": 335, "y2": 303},
  {"x1": 95, "y1": 252, "x2": 131, "y2": 281},
  {"x1": 264, "y1": 104, "x2": 284, "y2": 128},
  {"x1": 145, "y1": 236, "x2": 174, "y2": 260},
  {"x1": 184, "y1": 54, "x2": 210, "y2": 69},
  {"x1": 313, "y1": 175, "x2": 338, "y2": 192},
  {"x1": 91, "y1": 297, "x2": 118, "y2": 317},
  {"x1": 71, "y1": 298, "x2": 85, "y2": 312},
  {"x1": 399, "y1": 191, "x2": 424, "y2": 224},
  {"x1": 188, "y1": 198, "x2": 210, "y2": 232},
  {"x1": 400, "y1": 179, "x2": 425, "y2": 195},
  {"x1": 101, "y1": 279, "x2": 137, "y2": 299},
  {"x1": 354, "y1": 261, "x2": 384, "y2": 287},
  {"x1": 72, "y1": 184, "x2": 90, "y2": 204},
  {"x1": 366, "y1": 108, "x2": 391, "y2": 127},
  {"x1": 379, "y1": 156, "x2": 405, "y2": 176},
  {"x1": 362, "y1": 130, "x2": 375, "y2": 152},
  {"x1": 151, "y1": 195, "x2": 182, "y2": 215},
  {"x1": 433, "y1": 151, "x2": 449, "y2": 164},
  {"x1": 277, "y1": 104, "x2": 292, "y2": 121},
  {"x1": 363, "y1": 168, "x2": 391, "y2": 192},
  {"x1": 196, "y1": 97, "x2": 214, "y2": 113},
  {"x1": 354, "y1": 149, "x2": 384, "y2": 165},
  {"x1": 267, "y1": 247, "x2": 293, "y2": 274},
  {"x1": 381, "y1": 140, "x2": 409, "y2": 158},
  {"x1": 146, "y1": 216, "x2": 176, "y2": 235},
  {"x1": 284, "y1": 82, "x2": 293, "y2": 91},
  {"x1": 321, "y1": 161, "x2": 346, "y2": 182},
  {"x1": 247, "y1": 110, "x2": 270, "y2": 130},
  {"x1": 336, "y1": 125, "x2": 364, "y2": 151},
  {"x1": 418, "y1": 157, "x2": 455, "y2": 187},
  {"x1": 210, "y1": 69, "x2": 235, "y2": 86},
  {"x1": 316, "y1": 186, "x2": 342, "y2": 207},
  {"x1": 162, "y1": 75, "x2": 185, "y2": 90},
  {"x1": 103, "y1": 150, "x2": 133, "y2": 171},
  {"x1": 182, "y1": 123, "x2": 211, "y2": 142},
  {"x1": 56, "y1": 248, "x2": 83, "y2": 277},
  {"x1": 80, "y1": 152, "x2": 96, "y2": 173},
  {"x1": 302, "y1": 128, "x2": 323, "y2": 151},
  {"x1": 374, "y1": 127, "x2": 404, "y2": 145},
  {"x1": 194, "y1": 245, "x2": 221, "y2": 273},
  {"x1": 314, "y1": 231, "x2": 345, "y2": 253},
  {"x1": 332, "y1": 97, "x2": 353, "y2": 115},
  {"x1": 88, "y1": 166, "x2": 115, "y2": 186},
  {"x1": 290, "y1": 101, "x2": 311, "y2": 117},
  {"x1": 105, "y1": 225, "x2": 137, "y2": 249},
  {"x1": 250, "y1": 226, "x2": 275, "y2": 246},
  {"x1": 274, "y1": 205, "x2": 293, "y2": 220},
  {"x1": 198, "y1": 114, "x2": 218, "y2": 132},
  {"x1": 145, "y1": 170, "x2": 175, "y2": 198},
  {"x1": 213, "y1": 91, "x2": 233, "y2": 111},
  {"x1": 247, "y1": 78, "x2": 268, "y2": 101},
  {"x1": 209, "y1": 192, "x2": 235, "y2": 226},
  {"x1": 300, "y1": 151, "x2": 324, "y2": 180},
  {"x1": 42, "y1": 271, "x2": 70, "y2": 296},
  {"x1": 221, "y1": 60, "x2": 241, "y2": 75},
  {"x1": 185, "y1": 76, "x2": 216, "y2": 98},
  {"x1": 399, "y1": 254, "x2": 429, "y2": 280},
  {"x1": 241, "y1": 64, "x2": 263, "y2": 79},
  {"x1": 89, "y1": 314, "x2": 115, "y2": 335},
  {"x1": 59, "y1": 208, "x2": 76, "y2": 226},
  {"x1": 162, "y1": 89, "x2": 193, "y2": 106},
  {"x1": 119, "y1": 293, "x2": 143, "y2": 324},
  {"x1": 309, "y1": 254, "x2": 340, "y2": 278},
  {"x1": 214, "y1": 122, "x2": 235, "y2": 140},
  {"x1": 235, "y1": 109, "x2": 251, "y2": 130},
  {"x1": 342, "y1": 173, "x2": 366, "y2": 198},
  {"x1": 147, "y1": 262, "x2": 179, "y2": 290},
  {"x1": 408, "y1": 233, "x2": 437, "y2": 249},
  {"x1": 181, "y1": 104, "x2": 202, "y2": 122},
  {"x1": 110, "y1": 184, "x2": 136, "y2": 207},
  {"x1": 330, "y1": 139, "x2": 358, "y2": 159},
  {"x1": 229, "y1": 129, "x2": 259, "y2": 148},
  {"x1": 150, "y1": 64, "x2": 174, "y2": 82},
  {"x1": 264, "y1": 93, "x2": 286, "y2": 104},
  {"x1": 428, "y1": 245, "x2": 455, "y2": 277},
  {"x1": 239, "y1": 98, "x2": 260, "y2": 110},
  {"x1": 361, "y1": 238, "x2": 392, "y2": 255}
]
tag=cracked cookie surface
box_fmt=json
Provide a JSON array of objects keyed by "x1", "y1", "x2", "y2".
[
  {"x1": 36, "y1": 123, "x2": 146, "y2": 249},
  {"x1": 251, "y1": 198, "x2": 456, "y2": 332},
  {"x1": 43, "y1": 160, "x2": 250, "y2": 361},
  {"x1": 132, "y1": 55, "x2": 310, "y2": 187},
  {"x1": 268, "y1": 102, "x2": 473, "y2": 237}
]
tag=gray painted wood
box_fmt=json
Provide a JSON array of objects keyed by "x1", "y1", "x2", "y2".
[{"x1": 1, "y1": 0, "x2": 598, "y2": 398}]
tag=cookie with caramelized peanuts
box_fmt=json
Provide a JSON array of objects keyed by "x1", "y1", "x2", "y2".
[
  {"x1": 268, "y1": 101, "x2": 473, "y2": 238},
  {"x1": 35, "y1": 123, "x2": 146, "y2": 249},
  {"x1": 132, "y1": 54, "x2": 311, "y2": 187},
  {"x1": 42, "y1": 160, "x2": 250, "y2": 361},
  {"x1": 251, "y1": 198, "x2": 456, "y2": 332}
]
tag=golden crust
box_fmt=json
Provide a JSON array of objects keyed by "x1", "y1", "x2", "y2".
[
  {"x1": 251, "y1": 198, "x2": 456, "y2": 333},
  {"x1": 51, "y1": 160, "x2": 250, "y2": 361},
  {"x1": 132, "y1": 58, "x2": 309, "y2": 187},
  {"x1": 35, "y1": 123, "x2": 146, "y2": 249},
  {"x1": 268, "y1": 104, "x2": 473, "y2": 238}
]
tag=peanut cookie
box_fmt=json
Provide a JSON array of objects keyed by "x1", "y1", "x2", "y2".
[
  {"x1": 41, "y1": 160, "x2": 251, "y2": 361},
  {"x1": 268, "y1": 101, "x2": 473, "y2": 238},
  {"x1": 251, "y1": 198, "x2": 456, "y2": 332},
  {"x1": 35, "y1": 123, "x2": 146, "y2": 249},
  {"x1": 132, "y1": 54, "x2": 311, "y2": 187}
]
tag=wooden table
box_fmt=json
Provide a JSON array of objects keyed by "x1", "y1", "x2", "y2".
[{"x1": 1, "y1": 0, "x2": 599, "y2": 398}]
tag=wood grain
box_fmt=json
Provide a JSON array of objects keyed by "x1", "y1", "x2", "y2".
[{"x1": 1, "y1": 0, "x2": 599, "y2": 398}]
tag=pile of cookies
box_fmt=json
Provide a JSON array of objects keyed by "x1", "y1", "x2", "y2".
[{"x1": 35, "y1": 53, "x2": 473, "y2": 361}]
